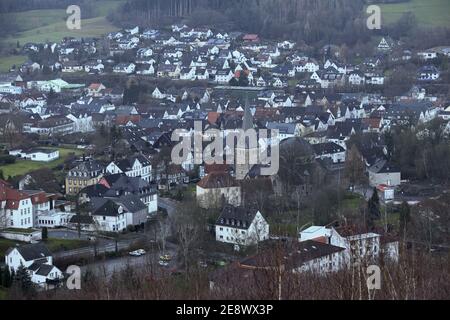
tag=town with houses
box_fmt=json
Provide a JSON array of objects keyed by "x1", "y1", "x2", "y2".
[{"x1": 0, "y1": 21, "x2": 449, "y2": 299}]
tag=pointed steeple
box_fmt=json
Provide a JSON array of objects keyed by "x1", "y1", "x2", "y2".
[{"x1": 242, "y1": 95, "x2": 253, "y2": 131}]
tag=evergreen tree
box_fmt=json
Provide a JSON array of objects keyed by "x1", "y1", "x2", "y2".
[
  {"x1": 367, "y1": 187, "x2": 380, "y2": 230},
  {"x1": 14, "y1": 265, "x2": 33, "y2": 294},
  {"x1": 42, "y1": 227, "x2": 48, "y2": 240},
  {"x1": 1, "y1": 266, "x2": 12, "y2": 288},
  {"x1": 399, "y1": 201, "x2": 411, "y2": 238}
]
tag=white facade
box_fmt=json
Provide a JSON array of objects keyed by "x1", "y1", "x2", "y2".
[
  {"x1": 299, "y1": 226, "x2": 388, "y2": 267},
  {"x1": 106, "y1": 158, "x2": 152, "y2": 182},
  {"x1": 196, "y1": 185, "x2": 241, "y2": 209},
  {"x1": 36, "y1": 211, "x2": 74, "y2": 228},
  {"x1": 215, "y1": 211, "x2": 269, "y2": 246},
  {"x1": 93, "y1": 210, "x2": 128, "y2": 232},
  {"x1": 2, "y1": 198, "x2": 34, "y2": 229}
]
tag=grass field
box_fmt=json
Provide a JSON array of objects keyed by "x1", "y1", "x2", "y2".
[
  {"x1": 44, "y1": 238, "x2": 90, "y2": 253},
  {"x1": 0, "y1": 147, "x2": 83, "y2": 178},
  {"x1": 0, "y1": 1, "x2": 124, "y2": 69},
  {"x1": 379, "y1": 0, "x2": 450, "y2": 28},
  {"x1": 0, "y1": 55, "x2": 27, "y2": 73}
]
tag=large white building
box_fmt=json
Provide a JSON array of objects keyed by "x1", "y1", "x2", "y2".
[
  {"x1": 0, "y1": 181, "x2": 34, "y2": 229},
  {"x1": 9, "y1": 148, "x2": 60, "y2": 162},
  {"x1": 215, "y1": 205, "x2": 269, "y2": 246},
  {"x1": 299, "y1": 225, "x2": 399, "y2": 266}
]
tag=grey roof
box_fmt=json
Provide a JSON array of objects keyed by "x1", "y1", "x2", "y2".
[
  {"x1": 216, "y1": 205, "x2": 260, "y2": 230},
  {"x1": 70, "y1": 160, "x2": 104, "y2": 174},
  {"x1": 7, "y1": 243, "x2": 52, "y2": 261},
  {"x1": 369, "y1": 160, "x2": 400, "y2": 174},
  {"x1": 114, "y1": 194, "x2": 147, "y2": 213},
  {"x1": 35, "y1": 264, "x2": 55, "y2": 276},
  {"x1": 266, "y1": 122, "x2": 297, "y2": 134},
  {"x1": 312, "y1": 142, "x2": 345, "y2": 156},
  {"x1": 90, "y1": 198, "x2": 122, "y2": 217}
]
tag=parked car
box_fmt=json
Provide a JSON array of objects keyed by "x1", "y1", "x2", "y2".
[
  {"x1": 158, "y1": 260, "x2": 169, "y2": 267},
  {"x1": 159, "y1": 254, "x2": 172, "y2": 261},
  {"x1": 129, "y1": 249, "x2": 146, "y2": 257}
]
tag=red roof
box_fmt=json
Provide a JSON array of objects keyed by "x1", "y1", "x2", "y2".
[
  {"x1": 115, "y1": 115, "x2": 141, "y2": 125},
  {"x1": 207, "y1": 112, "x2": 220, "y2": 125},
  {"x1": 0, "y1": 181, "x2": 30, "y2": 209},
  {"x1": 243, "y1": 34, "x2": 259, "y2": 41},
  {"x1": 205, "y1": 164, "x2": 230, "y2": 174},
  {"x1": 88, "y1": 83, "x2": 103, "y2": 90},
  {"x1": 197, "y1": 172, "x2": 238, "y2": 189}
]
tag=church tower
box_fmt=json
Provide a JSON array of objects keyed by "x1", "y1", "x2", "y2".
[{"x1": 235, "y1": 97, "x2": 257, "y2": 180}]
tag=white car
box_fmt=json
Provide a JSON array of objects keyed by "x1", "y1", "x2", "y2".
[
  {"x1": 158, "y1": 260, "x2": 169, "y2": 267},
  {"x1": 129, "y1": 249, "x2": 146, "y2": 257}
]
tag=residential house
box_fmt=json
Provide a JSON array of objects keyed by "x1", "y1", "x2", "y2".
[
  {"x1": 215, "y1": 205, "x2": 269, "y2": 246},
  {"x1": 368, "y1": 160, "x2": 401, "y2": 187},
  {"x1": 5, "y1": 243, "x2": 64, "y2": 288},
  {"x1": 196, "y1": 172, "x2": 241, "y2": 209},
  {"x1": 65, "y1": 159, "x2": 104, "y2": 195},
  {"x1": 106, "y1": 155, "x2": 152, "y2": 182}
]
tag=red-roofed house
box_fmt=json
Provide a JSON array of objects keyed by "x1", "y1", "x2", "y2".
[
  {"x1": 197, "y1": 172, "x2": 241, "y2": 208},
  {"x1": 0, "y1": 180, "x2": 33, "y2": 228},
  {"x1": 87, "y1": 83, "x2": 106, "y2": 97},
  {"x1": 243, "y1": 34, "x2": 260, "y2": 42}
]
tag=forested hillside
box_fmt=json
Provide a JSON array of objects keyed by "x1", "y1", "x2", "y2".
[{"x1": 110, "y1": 0, "x2": 369, "y2": 45}]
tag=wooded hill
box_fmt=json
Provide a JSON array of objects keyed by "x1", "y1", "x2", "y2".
[{"x1": 111, "y1": 0, "x2": 369, "y2": 44}]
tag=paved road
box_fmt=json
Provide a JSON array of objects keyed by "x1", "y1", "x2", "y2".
[
  {"x1": 53, "y1": 236, "x2": 141, "y2": 259},
  {"x1": 81, "y1": 242, "x2": 179, "y2": 278}
]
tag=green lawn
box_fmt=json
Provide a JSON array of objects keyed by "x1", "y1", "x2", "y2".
[
  {"x1": 0, "y1": 0, "x2": 124, "y2": 68},
  {"x1": 44, "y1": 238, "x2": 90, "y2": 253},
  {"x1": 378, "y1": 0, "x2": 450, "y2": 28},
  {"x1": 1, "y1": 228, "x2": 38, "y2": 234},
  {"x1": 0, "y1": 147, "x2": 83, "y2": 178},
  {"x1": 0, "y1": 55, "x2": 27, "y2": 73}
]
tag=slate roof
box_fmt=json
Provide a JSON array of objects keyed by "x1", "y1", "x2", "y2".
[
  {"x1": 197, "y1": 172, "x2": 239, "y2": 189},
  {"x1": 6, "y1": 243, "x2": 52, "y2": 261},
  {"x1": 239, "y1": 240, "x2": 345, "y2": 269},
  {"x1": 216, "y1": 205, "x2": 260, "y2": 230},
  {"x1": 312, "y1": 142, "x2": 345, "y2": 156},
  {"x1": 369, "y1": 160, "x2": 400, "y2": 174}
]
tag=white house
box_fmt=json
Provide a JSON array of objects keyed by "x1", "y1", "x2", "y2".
[
  {"x1": 215, "y1": 205, "x2": 269, "y2": 246},
  {"x1": 215, "y1": 69, "x2": 234, "y2": 84},
  {"x1": 312, "y1": 142, "x2": 346, "y2": 163},
  {"x1": 299, "y1": 225, "x2": 397, "y2": 265},
  {"x1": 106, "y1": 155, "x2": 152, "y2": 182},
  {"x1": 417, "y1": 51, "x2": 438, "y2": 61},
  {"x1": 66, "y1": 113, "x2": 94, "y2": 133},
  {"x1": 196, "y1": 172, "x2": 241, "y2": 209},
  {"x1": 9, "y1": 148, "x2": 60, "y2": 162},
  {"x1": 5, "y1": 243, "x2": 64, "y2": 288},
  {"x1": 0, "y1": 180, "x2": 34, "y2": 229},
  {"x1": 113, "y1": 63, "x2": 136, "y2": 74},
  {"x1": 348, "y1": 72, "x2": 365, "y2": 86}
]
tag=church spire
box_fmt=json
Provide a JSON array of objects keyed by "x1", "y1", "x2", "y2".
[{"x1": 242, "y1": 95, "x2": 253, "y2": 131}]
